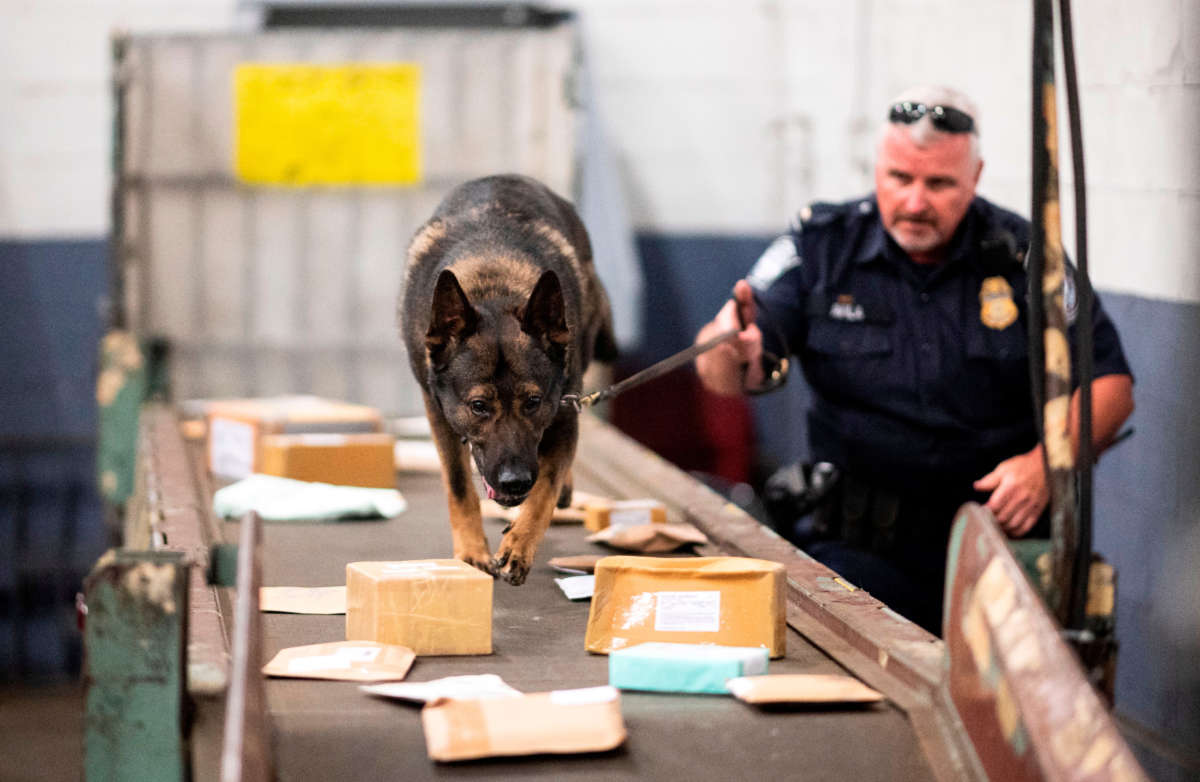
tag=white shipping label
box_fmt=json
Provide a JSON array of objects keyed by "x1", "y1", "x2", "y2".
[
  {"x1": 608, "y1": 509, "x2": 648, "y2": 528},
  {"x1": 287, "y1": 655, "x2": 353, "y2": 674},
  {"x1": 335, "y1": 646, "x2": 382, "y2": 662},
  {"x1": 209, "y1": 417, "x2": 255, "y2": 479},
  {"x1": 608, "y1": 500, "x2": 662, "y2": 528},
  {"x1": 654, "y1": 591, "x2": 721, "y2": 633}
]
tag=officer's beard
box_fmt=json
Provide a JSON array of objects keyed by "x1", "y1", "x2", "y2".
[{"x1": 887, "y1": 215, "x2": 946, "y2": 260}]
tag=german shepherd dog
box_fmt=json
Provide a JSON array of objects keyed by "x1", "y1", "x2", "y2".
[{"x1": 400, "y1": 175, "x2": 616, "y2": 585}]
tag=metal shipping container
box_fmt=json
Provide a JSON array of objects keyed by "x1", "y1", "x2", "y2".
[{"x1": 114, "y1": 21, "x2": 582, "y2": 416}]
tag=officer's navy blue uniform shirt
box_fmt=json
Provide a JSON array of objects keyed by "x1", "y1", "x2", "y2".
[{"x1": 752, "y1": 195, "x2": 1131, "y2": 501}]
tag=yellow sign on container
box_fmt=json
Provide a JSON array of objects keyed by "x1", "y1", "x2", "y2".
[{"x1": 234, "y1": 63, "x2": 422, "y2": 186}]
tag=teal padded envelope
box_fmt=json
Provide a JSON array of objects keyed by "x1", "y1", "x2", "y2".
[{"x1": 609, "y1": 642, "x2": 768, "y2": 695}]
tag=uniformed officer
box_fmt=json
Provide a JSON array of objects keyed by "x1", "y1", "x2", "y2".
[{"x1": 694, "y1": 86, "x2": 1134, "y2": 634}]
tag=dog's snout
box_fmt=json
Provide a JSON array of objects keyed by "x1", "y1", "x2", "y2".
[{"x1": 497, "y1": 465, "x2": 535, "y2": 498}]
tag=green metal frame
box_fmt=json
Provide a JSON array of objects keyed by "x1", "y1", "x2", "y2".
[{"x1": 83, "y1": 549, "x2": 190, "y2": 782}]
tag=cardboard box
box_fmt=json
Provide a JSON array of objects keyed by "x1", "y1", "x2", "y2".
[
  {"x1": 609, "y1": 642, "x2": 769, "y2": 694},
  {"x1": 421, "y1": 686, "x2": 626, "y2": 762},
  {"x1": 585, "y1": 556, "x2": 787, "y2": 658},
  {"x1": 205, "y1": 395, "x2": 383, "y2": 479},
  {"x1": 346, "y1": 560, "x2": 492, "y2": 655},
  {"x1": 258, "y1": 432, "x2": 395, "y2": 488}
]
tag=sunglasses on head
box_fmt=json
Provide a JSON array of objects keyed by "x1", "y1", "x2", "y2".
[{"x1": 888, "y1": 102, "x2": 976, "y2": 134}]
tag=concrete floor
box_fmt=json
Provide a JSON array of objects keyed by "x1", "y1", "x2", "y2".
[{"x1": 0, "y1": 681, "x2": 84, "y2": 782}]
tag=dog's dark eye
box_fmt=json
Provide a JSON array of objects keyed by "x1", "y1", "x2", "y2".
[
  {"x1": 523, "y1": 395, "x2": 542, "y2": 414},
  {"x1": 469, "y1": 399, "x2": 490, "y2": 417}
]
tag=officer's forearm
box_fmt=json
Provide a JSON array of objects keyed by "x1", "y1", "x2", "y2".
[
  {"x1": 1021, "y1": 375, "x2": 1133, "y2": 467},
  {"x1": 1068, "y1": 374, "x2": 1135, "y2": 460}
]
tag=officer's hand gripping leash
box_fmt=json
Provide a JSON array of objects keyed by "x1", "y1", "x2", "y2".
[{"x1": 560, "y1": 287, "x2": 789, "y2": 412}]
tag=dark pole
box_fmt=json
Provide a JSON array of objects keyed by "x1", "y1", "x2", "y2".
[
  {"x1": 1031, "y1": 0, "x2": 1079, "y2": 626},
  {"x1": 1058, "y1": 0, "x2": 1094, "y2": 632},
  {"x1": 109, "y1": 34, "x2": 129, "y2": 331}
]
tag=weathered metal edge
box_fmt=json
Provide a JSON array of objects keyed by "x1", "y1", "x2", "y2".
[
  {"x1": 944, "y1": 504, "x2": 1149, "y2": 781},
  {"x1": 82, "y1": 548, "x2": 191, "y2": 782},
  {"x1": 135, "y1": 402, "x2": 231, "y2": 695}
]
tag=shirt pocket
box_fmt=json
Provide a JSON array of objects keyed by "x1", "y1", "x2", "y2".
[
  {"x1": 966, "y1": 320, "x2": 1029, "y2": 363},
  {"x1": 806, "y1": 319, "x2": 894, "y2": 357},
  {"x1": 963, "y1": 322, "x2": 1032, "y2": 421}
]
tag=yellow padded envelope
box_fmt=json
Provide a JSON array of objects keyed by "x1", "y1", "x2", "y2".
[{"x1": 584, "y1": 556, "x2": 787, "y2": 658}]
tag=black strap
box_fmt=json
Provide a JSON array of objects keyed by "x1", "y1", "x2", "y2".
[
  {"x1": 740, "y1": 288, "x2": 791, "y2": 396},
  {"x1": 561, "y1": 287, "x2": 792, "y2": 410}
]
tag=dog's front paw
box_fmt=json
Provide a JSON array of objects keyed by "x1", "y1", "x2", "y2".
[
  {"x1": 456, "y1": 547, "x2": 497, "y2": 577},
  {"x1": 489, "y1": 550, "x2": 530, "y2": 586}
]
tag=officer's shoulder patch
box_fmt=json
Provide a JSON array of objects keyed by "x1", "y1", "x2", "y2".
[
  {"x1": 1014, "y1": 244, "x2": 1078, "y2": 326},
  {"x1": 747, "y1": 234, "x2": 802, "y2": 291},
  {"x1": 1063, "y1": 264, "x2": 1078, "y2": 325},
  {"x1": 1018, "y1": 260, "x2": 1077, "y2": 325}
]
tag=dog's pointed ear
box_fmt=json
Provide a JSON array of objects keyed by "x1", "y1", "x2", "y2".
[
  {"x1": 521, "y1": 270, "x2": 569, "y2": 351},
  {"x1": 426, "y1": 269, "x2": 477, "y2": 366}
]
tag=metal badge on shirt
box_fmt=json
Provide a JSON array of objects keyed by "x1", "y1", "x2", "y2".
[
  {"x1": 979, "y1": 276, "x2": 1019, "y2": 330},
  {"x1": 808, "y1": 292, "x2": 893, "y2": 324},
  {"x1": 829, "y1": 294, "x2": 866, "y2": 322}
]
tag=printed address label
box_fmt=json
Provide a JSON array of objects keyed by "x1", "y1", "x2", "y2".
[
  {"x1": 209, "y1": 417, "x2": 255, "y2": 478},
  {"x1": 654, "y1": 590, "x2": 721, "y2": 632},
  {"x1": 285, "y1": 645, "x2": 381, "y2": 673}
]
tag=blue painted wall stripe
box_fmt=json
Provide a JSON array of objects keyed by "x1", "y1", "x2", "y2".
[
  {"x1": 0, "y1": 239, "x2": 107, "y2": 439},
  {"x1": 0, "y1": 238, "x2": 108, "y2": 680}
]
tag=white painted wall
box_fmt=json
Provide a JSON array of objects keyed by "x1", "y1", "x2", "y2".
[
  {"x1": 572, "y1": 0, "x2": 1199, "y2": 304},
  {"x1": 0, "y1": 1, "x2": 245, "y2": 238},
  {"x1": 3, "y1": 0, "x2": 1197, "y2": 304},
  {"x1": 576, "y1": 0, "x2": 1034, "y2": 233}
]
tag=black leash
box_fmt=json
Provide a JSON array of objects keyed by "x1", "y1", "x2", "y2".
[
  {"x1": 561, "y1": 289, "x2": 790, "y2": 411},
  {"x1": 560, "y1": 327, "x2": 739, "y2": 411}
]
